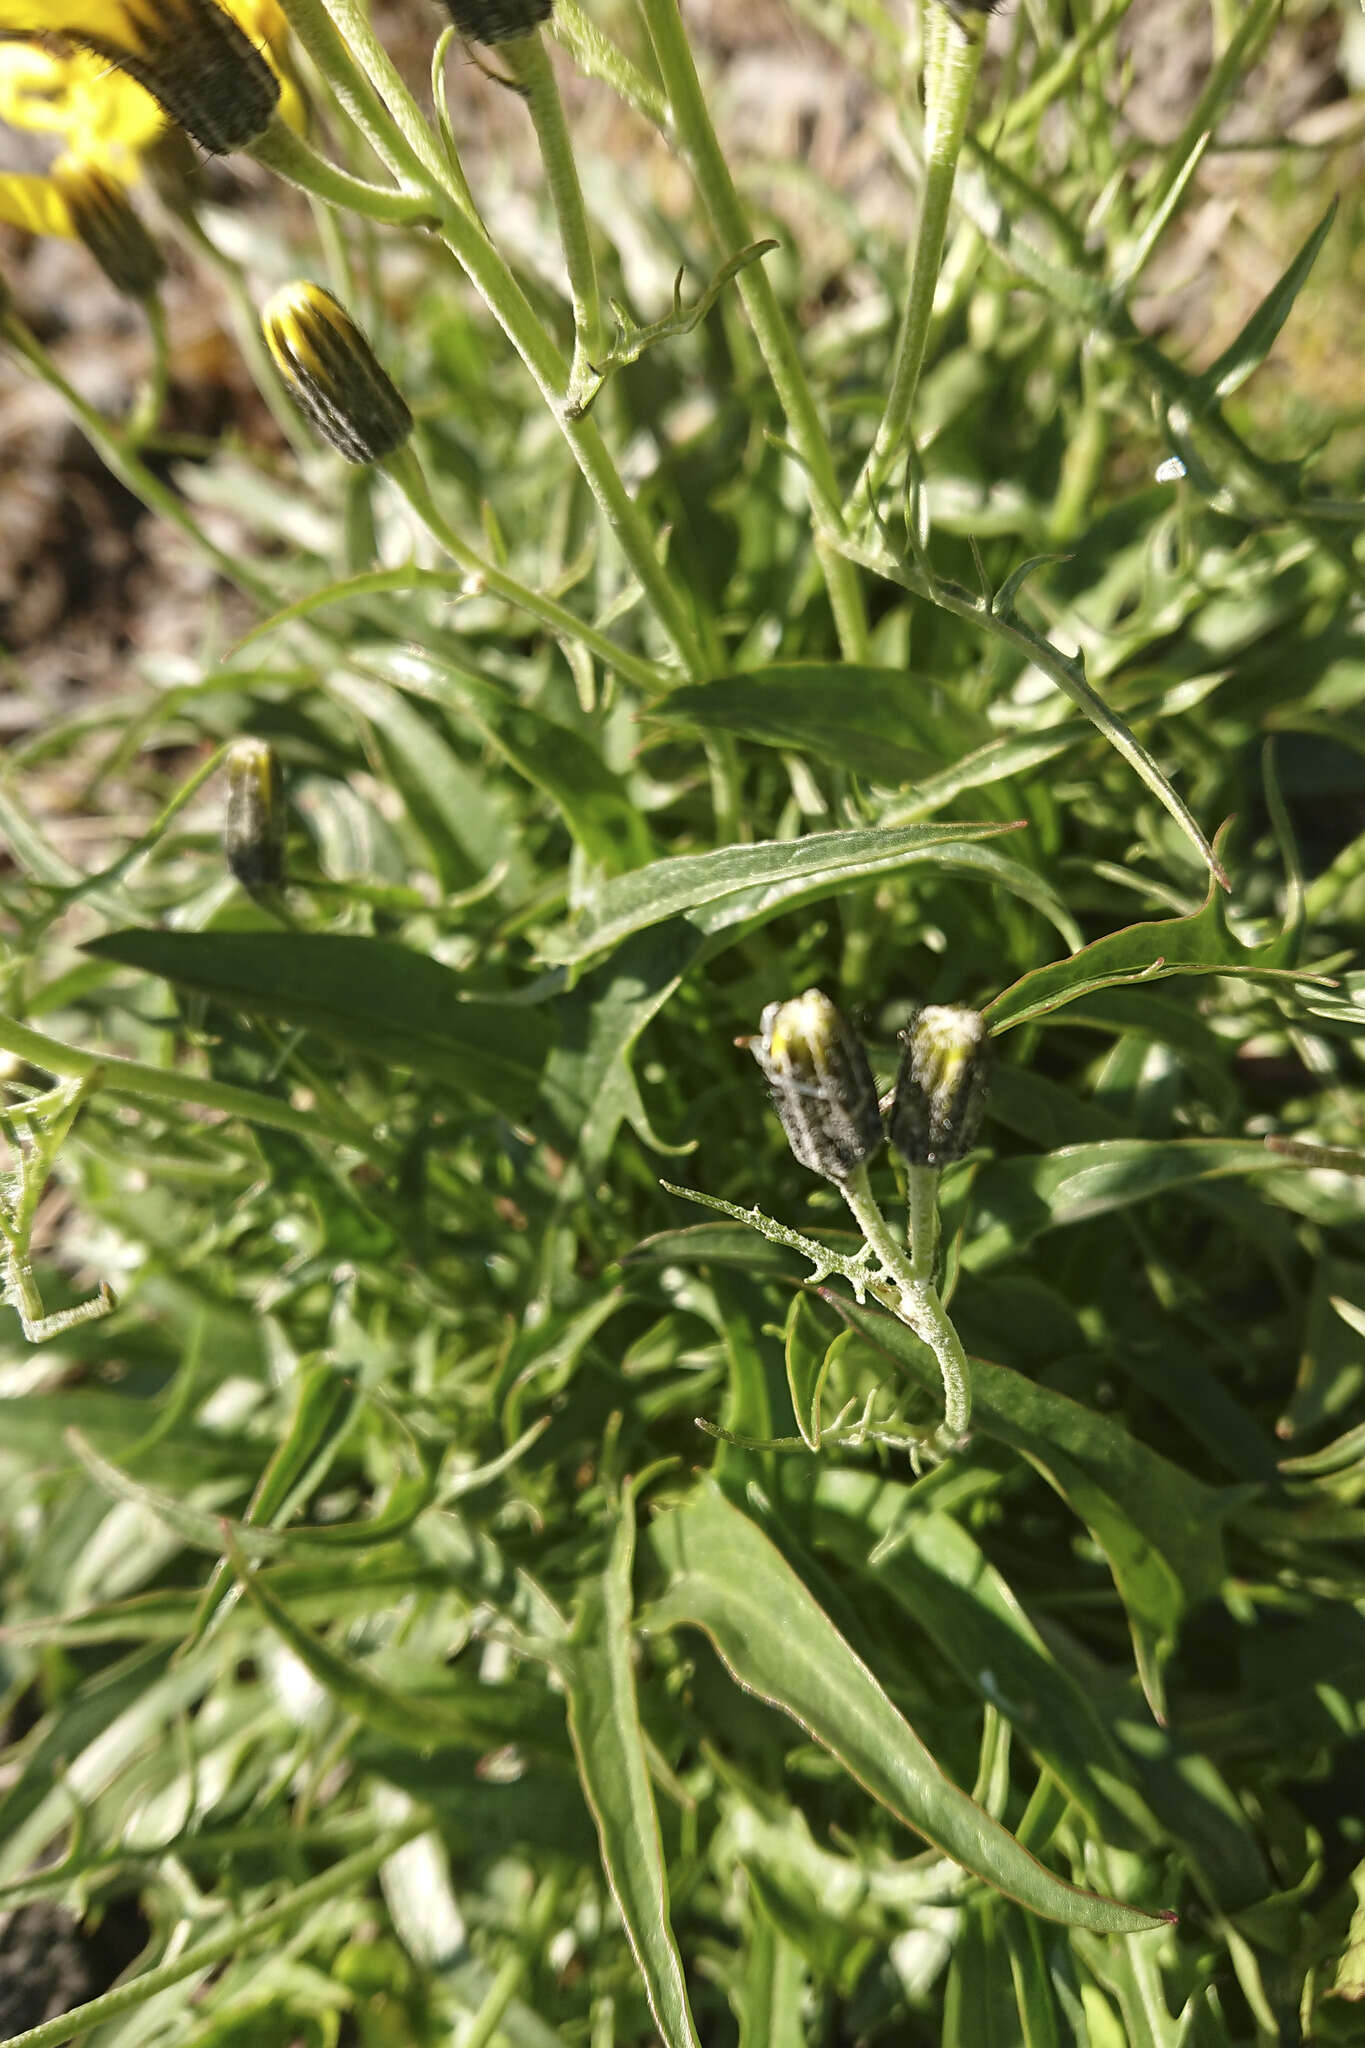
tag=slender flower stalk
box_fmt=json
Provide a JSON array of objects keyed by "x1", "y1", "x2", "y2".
[
  {"x1": 501, "y1": 29, "x2": 604, "y2": 400},
  {"x1": 251, "y1": 117, "x2": 439, "y2": 225},
  {"x1": 384, "y1": 446, "x2": 662, "y2": 690},
  {"x1": 1, "y1": 306, "x2": 279, "y2": 606},
  {"x1": 127, "y1": 291, "x2": 172, "y2": 445},
  {"x1": 838, "y1": 1161, "x2": 971, "y2": 1446},
  {"x1": 633, "y1": 0, "x2": 868, "y2": 662},
  {"x1": 271, "y1": 0, "x2": 708, "y2": 676},
  {"x1": 849, "y1": 3, "x2": 986, "y2": 518}
]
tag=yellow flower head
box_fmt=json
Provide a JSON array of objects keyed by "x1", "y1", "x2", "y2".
[
  {"x1": 0, "y1": 0, "x2": 293, "y2": 154},
  {"x1": 0, "y1": 148, "x2": 164, "y2": 298},
  {"x1": 262, "y1": 281, "x2": 413, "y2": 466},
  {"x1": 0, "y1": 41, "x2": 163, "y2": 179}
]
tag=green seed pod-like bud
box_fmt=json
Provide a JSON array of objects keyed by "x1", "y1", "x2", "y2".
[
  {"x1": 889, "y1": 1006, "x2": 990, "y2": 1168},
  {"x1": 439, "y1": 0, "x2": 553, "y2": 44},
  {"x1": 54, "y1": 163, "x2": 166, "y2": 301},
  {"x1": 750, "y1": 989, "x2": 883, "y2": 1184},
  {"x1": 262, "y1": 281, "x2": 413, "y2": 465},
  {"x1": 78, "y1": 0, "x2": 281, "y2": 156},
  {"x1": 224, "y1": 737, "x2": 284, "y2": 889}
]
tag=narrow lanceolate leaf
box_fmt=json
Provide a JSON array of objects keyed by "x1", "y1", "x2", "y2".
[
  {"x1": 962, "y1": 1138, "x2": 1315, "y2": 1271},
  {"x1": 562, "y1": 1493, "x2": 701, "y2": 2048},
  {"x1": 985, "y1": 867, "x2": 1329, "y2": 1035},
  {"x1": 540, "y1": 822, "x2": 1019, "y2": 966},
  {"x1": 821, "y1": 1293, "x2": 1227, "y2": 1724},
  {"x1": 84, "y1": 931, "x2": 552, "y2": 1116},
  {"x1": 644, "y1": 662, "x2": 984, "y2": 786},
  {"x1": 784, "y1": 1292, "x2": 835, "y2": 1449},
  {"x1": 1198, "y1": 200, "x2": 1336, "y2": 403},
  {"x1": 640, "y1": 1484, "x2": 1171, "y2": 1932}
]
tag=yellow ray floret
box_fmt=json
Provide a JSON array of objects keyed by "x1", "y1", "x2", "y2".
[
  {"x1": 0, "y1": 42, "x2": 164, "y2": 177},
  {"x1": 0, "y1": 0, "x2": 299, "y2": 153},
  {"x1": 0, "y1": 165, "x2": 69, "y2": 235},
  {"x1": 0, "y1": 150, "x2": 165, "y2": 295}
]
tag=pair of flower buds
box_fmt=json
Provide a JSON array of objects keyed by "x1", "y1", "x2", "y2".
[{"x1": 751, "y1": 990, "x2": 989, "y2": 1181}]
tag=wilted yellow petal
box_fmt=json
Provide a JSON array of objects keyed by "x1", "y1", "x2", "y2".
[{"x1": 0, "y1": 167, "x2": 72, "y2": 235}]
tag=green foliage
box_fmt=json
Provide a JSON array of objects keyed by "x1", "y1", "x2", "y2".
[{"x1": 2, "y1": 0, "x2": 1364, "y2": 2043}]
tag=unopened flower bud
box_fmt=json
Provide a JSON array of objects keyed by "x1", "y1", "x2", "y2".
[
  {"x1": 224, "y1": 737, "x2": 284, "y2": 889},
  {"x1": 54, "y1": 163, "x2": 166, "y2": 301},
  {"x1": 439, "y1": 0, "x2": 553, "y2": 44},
  {"x1": 262, "y1": 281, "x2": 413, "y2": 465},
  {"x1": 77, "y1": 0, "x2": 281, "y2": 156},
  {"x1": 889, "y1": 1006, "x2": 990, "y2": 1168},
  {"x1": 750, "y1": 989, "x2": 883, "y2": 1184}
]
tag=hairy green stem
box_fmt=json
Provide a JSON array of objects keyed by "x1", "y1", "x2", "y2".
[
  {"x1": 126, "y1": 293, "x2": 170, "y2": 448},
  {"x1": 503, "y1": 32, "x2": 605, "y2": 391},
  {"x1": 842, "y1": 1163, "x2": 970, "y2": 1443},
  {"x1": 905, "y1": 1160, "x2": 940, "y2": 1284},
  {"x1": 251, "y1": 114, "x2": 438, "y2": 224},
  {"x1": 385, "y1": 446, "x2": 664, "y2": 689},
  {"x1": 430, "y1": 27, "x2": 482, "y2": 221},
  {"x1": 851, "y1": 5, "x2": 984, "y2": 516},
  {"x1": 278, "y1": 0, "x2": 709, "y2": 675},
  {"x1": 635, "y1": 0, "x2": 869, "y2": 661},
  {"x1": 273, "y1": 0, "x2": 434, "y2": 184},
  {"x1": 166, "y1": 206, "x2": 315, "y2": 456}
]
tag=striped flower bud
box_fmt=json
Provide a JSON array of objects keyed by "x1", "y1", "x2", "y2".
[
  {"x1": 750, "y1": 990, "x2": 883, "y2": 1184},
  {"x1": 889, "y1": 1006, "x2": 990, "y2": 1168},
  {"x1": 261, "y1": 281, "x2": 413, "y2": 466},
  {"x1": 75, "y1": 0, "x2": 281, "y2": 156},
  {"x1": 224, "y1": 737, "x2": 284, "y2": 889},
  {"x1": 53, "y1": 163, "x2": 166, "y2": 300},
  {"x1": 438, "y1": 0, "x2": 553, "y2": 44}
]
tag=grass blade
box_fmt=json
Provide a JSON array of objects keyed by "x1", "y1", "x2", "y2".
[{"x1": 562, "y1": 1491, "x2": 701, "y2": 2048}]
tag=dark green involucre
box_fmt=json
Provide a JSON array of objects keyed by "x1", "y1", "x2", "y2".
[
  {"x1": 78, "y1": 0, "x2": 281, "y2": 156},
  {"x1": 262, "y1": 281, "x2": 413, "y2": 466},
  {"x1": 889, "y1": 1005, "x2": 990, "y2": 1168},
  {"x1": 56, "y1": 163, "x2": 166, "y2": 300},
  {"x1": 224, "y1": 737, "x2": 285, "y2": 890},
  {"x1": 750, "y1": 989, "x2": 883, "y2": 1184},
  {"x1": 438, "y1": 0, "x2": 552, "y2": 44}
]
